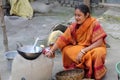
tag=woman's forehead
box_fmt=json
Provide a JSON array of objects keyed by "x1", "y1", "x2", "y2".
[{"x1": 75, "y1": 9, "x2": 83, "y2": 14}]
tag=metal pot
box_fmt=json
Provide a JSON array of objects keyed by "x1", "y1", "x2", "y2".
[{"x1": 17, "y1": 45, "x2": 43, "y2": 60}]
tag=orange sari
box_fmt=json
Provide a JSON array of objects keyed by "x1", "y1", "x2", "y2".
[{"x1": 56, "y1": 17, "x2": 107, "y2": 79}]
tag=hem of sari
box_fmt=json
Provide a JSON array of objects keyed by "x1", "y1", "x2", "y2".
[
  {"x1": 63, "y1": 63, "x2": 76, "y2": 70},
  {"x1": 94, "y1": 65, "x2": 107, "y2": 79}
]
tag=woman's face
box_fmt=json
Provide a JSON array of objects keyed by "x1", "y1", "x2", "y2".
[{"x1": 74, "y1": 9, "x2": 89, "y2": 24}]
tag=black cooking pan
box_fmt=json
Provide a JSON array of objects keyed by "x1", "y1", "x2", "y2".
[{"x1": 17, "y1": 45, "x2": 43, "y2": 60}]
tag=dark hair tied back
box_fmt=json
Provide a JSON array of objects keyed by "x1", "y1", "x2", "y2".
[{"x1": 75, "y1": 3, "x2": 90, "y2": 16}]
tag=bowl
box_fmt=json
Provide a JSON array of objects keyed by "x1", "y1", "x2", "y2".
[
  {"x1": 116, "y1": 62, "x2": 120, "y2": 79},
  {"x1": 116, "y1": 62, "x2": 120, "y2": 74},
  {"x1": 17, "y1": 45, "x2": 42, "y2": 60},
  {"x1": 5, "y1": 50, "x2": 18, "y2": 60},
  {"x1": 5, "y1": 50, "x2": 18, "y2": 71},
  {"x1": 56, "y1": 69, "x2": 84, "y2": 80}
]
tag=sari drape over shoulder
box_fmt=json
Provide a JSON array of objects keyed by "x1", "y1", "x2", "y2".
[{"x1": 56, "y1": 17, "x2": 107, "y2": 79}]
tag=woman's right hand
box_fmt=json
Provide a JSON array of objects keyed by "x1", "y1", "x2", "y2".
[
  {"x1": 76, "y1": 52, "x2": 84, "y2": 63},
  {"x1": 45, "y1": 50, "x2": 54, "y2": 58}
]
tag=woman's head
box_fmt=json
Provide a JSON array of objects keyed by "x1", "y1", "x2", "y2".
[{"x1": 74, "y1": 4, "x2": 90, "y2": 24}]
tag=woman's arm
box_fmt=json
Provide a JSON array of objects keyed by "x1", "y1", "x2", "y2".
[
  {"x1": 82, "y1": 38, "x2": 103, "y2": 53},
  {"x1": 45, "y1": 43, "x2": 58, "y2": 58},
  {"x1": 50, "y1": 43, "x2": 58, "y2": 53},
  {"x1": 76, "y1": 38, "x2": 103, "y2": 62}
]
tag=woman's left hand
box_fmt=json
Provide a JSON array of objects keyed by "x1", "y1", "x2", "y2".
[{"x1": 76, "y1": 52, "x2": 84, "y2": 63}]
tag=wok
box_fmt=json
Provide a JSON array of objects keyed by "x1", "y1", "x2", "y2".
[{"x1": 17, "y1": 45, "x2": 43, "y2": 60}]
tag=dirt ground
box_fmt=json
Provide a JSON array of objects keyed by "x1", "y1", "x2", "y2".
[{"x1": 0, "y1": 4, "x2": 120, "y2": 80}]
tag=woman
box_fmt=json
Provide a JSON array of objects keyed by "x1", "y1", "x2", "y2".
[{"x1": 45, "y1": 4, "x2": 107, "y2": 80}]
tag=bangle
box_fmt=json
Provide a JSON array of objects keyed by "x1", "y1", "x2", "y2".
[{"x1": 81, "y1": 49, "x2": 86, "y2": 54}]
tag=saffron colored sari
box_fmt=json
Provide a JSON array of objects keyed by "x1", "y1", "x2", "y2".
[{"x1": 56, "y1": 17, "x2": 107, "y2": 79}]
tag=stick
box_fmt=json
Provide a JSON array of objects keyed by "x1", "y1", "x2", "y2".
[{"x1": 0, "y1": 0, "x2": 9, "y2": 52}]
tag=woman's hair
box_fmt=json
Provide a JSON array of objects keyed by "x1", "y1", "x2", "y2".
[{"x1": 75, "y1": 4, "x2": 90, "y2": 16}]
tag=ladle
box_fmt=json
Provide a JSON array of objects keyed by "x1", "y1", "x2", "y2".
[{"x1": 32, "y1": 37, "x2": 40, "y2": 52}]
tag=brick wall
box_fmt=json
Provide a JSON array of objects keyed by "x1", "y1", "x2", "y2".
[
  {"x1": 57, "y1": 0, "x2": 83, "y2": 7},
  {"x1": 106, "y1": 0, "x2": 120, "y2": 3}
]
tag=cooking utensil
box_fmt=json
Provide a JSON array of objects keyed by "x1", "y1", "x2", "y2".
[
  {"x1": 17, "y1": 37, "x2": 43, "y2": 60},
  {"x1": 17, "y1": 45, "x2": 42, "y2": 60},
  {"x1": 33, "y1": 37, "x2": 40, "y2": 52}
]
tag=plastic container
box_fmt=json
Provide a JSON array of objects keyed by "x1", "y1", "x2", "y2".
[
  {"x1": 115, "y1": 62, "x2": 120, "y2": 80},
  {"x1": 5, "y1": 51, "x2": 18, "y2": 71}
]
